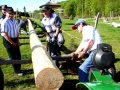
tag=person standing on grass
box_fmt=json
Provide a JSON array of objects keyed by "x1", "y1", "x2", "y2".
[
  {"x1": 17, "y1": 16, "x2": 28, "y2": 35},
  {"x1": 41, "y1": 6, "x2": 65, "y2": 66},
  {"x1": 0, "y1": 5, "x2": 7, "y2": 20},
  {"x1": 0, "y1": 5, "x2": 7, "y2": 33},
  {"x1": 0, "y1": 5, "x2": 11, "y2": 60},
  {"x1": 1, "y1": 7, "x2": 23, "y2": 76},
  {"x1": 0, "y1": 5, "x2": 8, "y2": 31},
  {"x1": 71, "y1": 19, "x2": 102, "y2": 82}
]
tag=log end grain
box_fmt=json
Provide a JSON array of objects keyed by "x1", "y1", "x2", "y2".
[{"x1": 35, "y1": 68, "x2": 64, "y2": 90}]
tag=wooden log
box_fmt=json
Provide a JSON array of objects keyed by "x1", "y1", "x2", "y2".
[{"x1": 28, "y1": 19, "x2": 64, "y2": 90}]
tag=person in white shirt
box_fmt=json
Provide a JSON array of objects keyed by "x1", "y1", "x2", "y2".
[{"x1": 72, "y1": 19, "x2": 102, "y2": 82}]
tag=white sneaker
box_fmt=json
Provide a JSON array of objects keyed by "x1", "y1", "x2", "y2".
[{"x1": 17, "y1": 73, "x2": 23, "y2": 76}]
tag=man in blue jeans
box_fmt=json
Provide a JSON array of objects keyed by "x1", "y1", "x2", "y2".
[{"x1": 72, "y1": 19, "x2": 102, "y2": 82}]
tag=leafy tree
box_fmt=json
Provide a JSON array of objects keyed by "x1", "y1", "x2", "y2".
[{"x1": 64, "y1": 0, "x2": 76, "y2": 16}]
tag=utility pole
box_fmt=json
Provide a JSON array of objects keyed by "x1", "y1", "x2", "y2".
[
  {"x1": 23, "y1": 6, "x2": 26, "y2": 17},
  {"x1": 16, "y1": 8, "x2": 18, "y2": 19}
]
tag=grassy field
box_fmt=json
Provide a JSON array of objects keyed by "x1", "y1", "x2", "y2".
[{"x1": 1, "y1": 17, "x2": 120, "y2": 90}]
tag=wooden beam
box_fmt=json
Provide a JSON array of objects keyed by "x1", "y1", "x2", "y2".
[
  {"x1": 52, "y1": 53, "x2": 76, "y2": 60},
  {"x1": 19, "y1": 35, "x2": 44, "y2": 39},
  {"x1": 20, "y1": 42, "x2": 29, "y2": 45},
  {"x1": 0, "y1": 60, "x2": 32, "y2": 64},
  {"x1": 28, "y1": 19, "x2": 64, "y2": 90}
]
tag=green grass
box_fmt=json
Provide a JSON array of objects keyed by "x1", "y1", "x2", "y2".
[{"x1": 1, "y1": 18, "x2": 120, "y2": 90}]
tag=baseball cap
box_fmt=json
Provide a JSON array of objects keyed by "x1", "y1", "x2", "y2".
[
  {"x1": 1, "y1": 5, "x2": 7, "y2": 10},
  {"x1": 6, "y1": 7, "x2": 14, "y2": 13},
  {"x1": 41, "y1": 6, "x2": 50, "y2": 11},
  {"x1": 72, "y1": 19, "x2": 86, "y2": 30}
]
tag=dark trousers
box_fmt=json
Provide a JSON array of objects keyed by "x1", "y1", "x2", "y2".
[
  {"x1": 2, "y1": 37, "x2": 21, "y2": 73},
  {"x1": 48, "y1": 42, "x2": 61, "y2": 56},
  {"x1": 0, "y1": 67, "x2": 4, "y2": 90},
  {"x1": 19, "y1": 23, "x2": 28, "y2": 35},
  {"x1": 47, "y1": 42, "x2": 61, "y2": 67}
]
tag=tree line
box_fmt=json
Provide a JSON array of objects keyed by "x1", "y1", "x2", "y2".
[{"x1": 59, "y1": 0, "x2": 120, "y2": 18}]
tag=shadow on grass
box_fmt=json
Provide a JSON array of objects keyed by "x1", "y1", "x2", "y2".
[
  {"x1": 21, "y1": 69, "x2": 33, "y2": 75},
  {"x1": 5, "y1": 78, "x2": 35, "y2": 87},
  {"x1": 115, "y1": 58, "x2": 120, "y2": 62},
  {"x1": 61, "y1": 45, "x2": 73, "y2": 54},
  {"x1": 59, "y1": 80, "x2": 79, "y2": 90}
]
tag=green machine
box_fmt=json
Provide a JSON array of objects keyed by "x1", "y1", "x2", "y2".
[{"x1": 76, "y1": 43, "x2": 120, "y2": 90}]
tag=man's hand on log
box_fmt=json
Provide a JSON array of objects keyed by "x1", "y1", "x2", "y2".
[{"x1": 71, "y1": 52, "x2": 79, "y2": 61}]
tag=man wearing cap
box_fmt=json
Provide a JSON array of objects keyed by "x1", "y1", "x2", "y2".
[
  {"x1": 0, "y1": 5, "x2": 7, "y2": 20},
  {"x1": 41, "y1": 6, "x2": 65, "y2": 66},
  {"x1": 0, "y1": 5, "x2": 8, "y2": 33},
  {"x1": 0, "y1": 5, "x2": 8, "y2": 89},
  {"x1": 72, "y1": 19, "x2": 102, "y2": 82},
  {"x1": 1, "y1": 7, "x2": 23, "y2": 76},
  {"x1": 0, "y1": 5, "x2": 11, "y2": 60}
]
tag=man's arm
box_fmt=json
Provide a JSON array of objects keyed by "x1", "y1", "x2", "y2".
[
  {"x1": 17, "y1": 34, "x2": 20, "y2": 46},
  {"x1": 2, "y1": 33, "x2": 17, "y2": 46},
  {"x1": 75, "y1": 40, "x2": 84, "y2": 54},
  {"x1": 54, "y1": 16, "x2": 62, "y2": 37},
  {"x1": 55, "y1": 27, "x2": 60, "y2": 37},
  {"x1": 78, "y1": 39, "x2": 94, "y2": 58}
]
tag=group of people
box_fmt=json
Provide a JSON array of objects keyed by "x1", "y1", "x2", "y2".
[
  {"x1": 41, "y1": 6, "x2": 102, "y2": 82},
  {"x1": 0, "y1": 4, "x2": 103, "y2": 89}
]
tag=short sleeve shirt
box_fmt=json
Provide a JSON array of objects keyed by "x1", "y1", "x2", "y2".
[
  {"x1": 42, "y1": 13, "x2": 62, "y2": 33},
  {"x1": 1, "y1": 17, "x2": 19, "y2": 38},
  {"x1": 81, "y1": 25, "x2": 102, "y2": 51}
]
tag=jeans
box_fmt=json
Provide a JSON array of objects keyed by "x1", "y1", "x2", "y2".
[{"x1": 78, "y1": 52, "x2": 94, "y2": 82}]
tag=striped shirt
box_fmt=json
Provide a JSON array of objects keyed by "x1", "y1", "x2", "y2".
[
  {"x1": 42, "y1": 13, "x2": 62, "y2": 33},
  {"x1": 1, "y1": 17, "x2": 19, "y2": 38}
]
